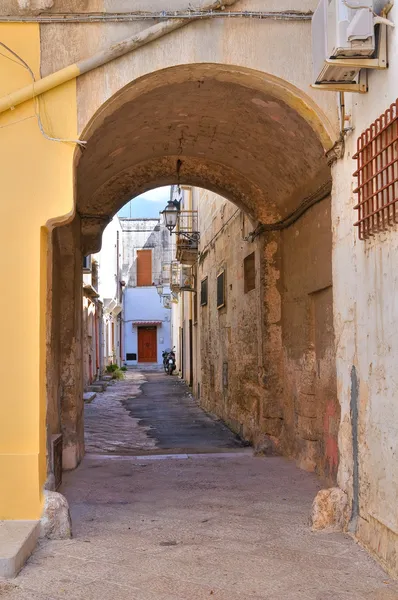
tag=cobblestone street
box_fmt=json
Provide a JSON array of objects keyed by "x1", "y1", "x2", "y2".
[
  {"x1": 1, "y1": 371, "x2": 397, "y2": 599},
  {"x1": 84, "y1": 369, "x2": 243, "y2": 455}
]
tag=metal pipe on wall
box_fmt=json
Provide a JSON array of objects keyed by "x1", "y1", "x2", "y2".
[
  {"x1": 0, "y1": 11, "x2": 313, "y2": 23},
  {"x1": 0, "y1": 0, "x2": 239, "y2": 115}
]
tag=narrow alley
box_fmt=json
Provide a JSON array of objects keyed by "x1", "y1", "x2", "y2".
[{"x1": 2, "y1": 371, "x2": 397, "y2": 600}]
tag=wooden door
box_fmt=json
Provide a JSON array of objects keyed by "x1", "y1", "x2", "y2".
[{"x1": 138, "y1": 327, "x2": 157, "y2": 363}]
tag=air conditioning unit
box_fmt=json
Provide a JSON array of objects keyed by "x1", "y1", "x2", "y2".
[
  {"x1": 180, "y1": 266, "x2": 194, "y2": 291},
  {"x1": 170, "y1": 261, "x2": 180, "y2": 288},
  {"x1": 162, "y1": 295, "x2": 172, "y2": 309},
  {"x1": 161, "y1": 262, "x2": 170, "y2": 284},
  {"x1": 312, "y1": 0, "x2": 387, "y2": 85}
]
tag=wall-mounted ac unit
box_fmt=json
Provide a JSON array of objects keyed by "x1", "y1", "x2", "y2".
[
  {"x1": 312, "y1": 0, "x2": 387, "y2": 87},
  {"x1": 163, "y1": 295, "x2": 172, "y2": 310},
  {"x1": 180, "y1": 266, "x2": 194, "y2": 291},
  {"x1": 170, "y1": 261, "x2": 180, "y2": 288}
]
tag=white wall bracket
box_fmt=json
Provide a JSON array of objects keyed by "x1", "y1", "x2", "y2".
[
  {"x1": 311, "y1": 70, "x2": 368, "y2": 94},
  {"x1": 311, "y1": 23, "x2": 388, "y2": 93}
]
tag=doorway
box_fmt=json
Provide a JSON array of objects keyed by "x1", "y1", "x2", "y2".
[{"x1": 138, "y1": 326, "x2": 157, "y2": 363}]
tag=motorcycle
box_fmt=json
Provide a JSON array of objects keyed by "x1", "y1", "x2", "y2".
[{"x1": 162, "y1": 347, "x2": 176, "y2": 375}]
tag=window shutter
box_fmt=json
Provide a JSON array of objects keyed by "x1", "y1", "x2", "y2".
[
  {"x1": 200, "y1": 277, "x2": 208, "y2": 306},
  {"x1": 137, "y1": 250, "x2": 152, "y2": 286},
  {"x1": 244, "y1": 252, "x2": 256, "y2": 293},
  {"x1": 217, "y1": 271, "x2": 225, "y2": 309}
]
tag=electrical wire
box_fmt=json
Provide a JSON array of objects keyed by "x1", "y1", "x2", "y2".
[
  {"x1": 0, "y1": 41, "x2": 86, "y2": 146},
  {"x1": 0, "y1": 114, "x2": 35, "y2": 129},
  {"x1": 199, "y1": 208, "x2": 240, "y2": 256}
]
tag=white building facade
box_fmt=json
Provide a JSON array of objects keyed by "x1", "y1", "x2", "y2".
[
  {"x1": 121, "y1": 218, "x2": 173, "y2": 365},
  {"x1": 95, "y1": 216, "x2": 123, "y2": 369}
]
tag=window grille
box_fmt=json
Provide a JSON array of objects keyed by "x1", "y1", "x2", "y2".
[{"x1": 353, "y1": 99, "x2": 398, "y2": 240}]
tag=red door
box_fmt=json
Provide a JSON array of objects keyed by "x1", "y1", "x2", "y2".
[{"x1": 138, "y1": 327, "x2": 157, "y2": 363}]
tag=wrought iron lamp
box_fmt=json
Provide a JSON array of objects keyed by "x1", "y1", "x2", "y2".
[
  {"x1": 161, "y1": 199, "x2": 181, "y2": 234},
  {"x1": 161, "y1": 198, "x2": 200, "y2": 243}
]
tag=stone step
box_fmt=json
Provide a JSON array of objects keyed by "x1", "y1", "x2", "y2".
[
  {"x1": 87, "y1": 384, "x2": 106, "y2": 393},
  {"x1": 101, "y1": 375, "x2": 113, "y2": 382},
  {"x1": 83, "y1": 392, "x2": 96, "y2": 403},
  {"x1": 0, "y1": 521, "x2": 40, "y2": 578}
]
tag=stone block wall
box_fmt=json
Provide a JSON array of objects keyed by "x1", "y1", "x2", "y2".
[{"x1": 197, "y1": 190, "x2": 339, "y2": 483}]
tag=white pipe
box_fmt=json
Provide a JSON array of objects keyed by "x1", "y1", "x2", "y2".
[{"x1": 0, "y1": 0, "x2": 239, "y2": 114}]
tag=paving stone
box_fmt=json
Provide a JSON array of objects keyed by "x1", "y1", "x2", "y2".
[
  {"x1": 2, "y1": 369, "x2": 397, "y2": 599},
  {"x1": 87, "y1": 385, "x2": 105, "y2": 393},
  {"x1": 83, "y1": 392, "x2": 96, "y2": 403}
]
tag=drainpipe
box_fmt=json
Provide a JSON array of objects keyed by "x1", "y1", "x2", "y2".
[
  {"x1": 95, "y1": 310, "x2": 99, "y2": 378},
  {"x1": 0, "y1": 0, "x2": 239, "y2": 116},
  {"x1": 348, "y1": 365, "x2": 360, "y2": 533}
]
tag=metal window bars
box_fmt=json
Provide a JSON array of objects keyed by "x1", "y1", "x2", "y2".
[{"x1": 353, "y1": 99, "x2": 398, "y2": 240}]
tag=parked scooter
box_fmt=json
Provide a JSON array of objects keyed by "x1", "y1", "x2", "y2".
[
  {"x1": 162, "y1": 348, "x2": 171, "y2": 373},
  {"x1": 162, "y1": 347, "x2": 176, "y2": 375},
  {"x1": 167, "y1": 349, "x2": 176, "y2": 375}
]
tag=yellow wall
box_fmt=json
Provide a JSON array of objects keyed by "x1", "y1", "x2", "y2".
[{"x1": 0, "y1": 24, "x2": 77, "y2": 519}]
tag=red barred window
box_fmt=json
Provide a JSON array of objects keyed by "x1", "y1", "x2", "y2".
[{"x1": 353, "y1": 99, "x2": 398, "y2": 240}]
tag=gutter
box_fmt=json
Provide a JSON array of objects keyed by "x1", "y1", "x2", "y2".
[{"x1": 0, "y1": 0, "x2": 238, "y2": 115}]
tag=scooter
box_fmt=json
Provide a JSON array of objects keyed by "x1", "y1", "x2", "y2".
[
  {"x1": 162, "y1": 348, "x2": 172, "y2": 373},
  {"x1": 167, "y1": 349, "x2": 176, "y2": 375}
]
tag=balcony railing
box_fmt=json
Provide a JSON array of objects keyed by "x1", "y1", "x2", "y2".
[{"x1": 175, "y1": 210, "x2": 199, "y2": 265}]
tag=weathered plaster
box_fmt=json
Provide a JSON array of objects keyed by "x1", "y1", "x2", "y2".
[
  {"x1": 54, "y1": 218, "x2": 84, "y2": 471},
  {"x1": 197, "y1": 190, "x2": 337, "y2": 482},
  {"x1": 332, "y1": 3, "x2": 398, "y2": 576}
]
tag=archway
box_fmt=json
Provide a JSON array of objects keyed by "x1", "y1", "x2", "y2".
[{"x1": 49, "y1": 63, "x2": 338, "y2": 483}]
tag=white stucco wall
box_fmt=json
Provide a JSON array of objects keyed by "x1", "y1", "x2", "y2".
[
  {"x1": 96, "y1": 216, "x2": 122, "y2": 301},
  {"x1": 123, "y1": 287, "x2": 172, "y2": 365},
  {"x1": 333, "y1": 5, "x2": 398, "y2": 574}
]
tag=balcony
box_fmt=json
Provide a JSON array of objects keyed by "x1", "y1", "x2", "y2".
[{"x1": 175, "y1": 211, "x2": 199, "y2": 265}]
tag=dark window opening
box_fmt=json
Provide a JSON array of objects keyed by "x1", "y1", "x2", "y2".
[
  {"x1": 83, "y1": 255, "x2": 91, "y2": 271},
  {"x1": 244, "y1": 252, "x2": 256, "y2": 293},
  {"x1": 200, "y1": 277, "x2": 208, "y2": 306},
  {"x1": 217, "y1": 270, "x2": 225, "y2": 309},
  {"x1": 126, "y1": 353, "x2": 137, "y2": 361}
]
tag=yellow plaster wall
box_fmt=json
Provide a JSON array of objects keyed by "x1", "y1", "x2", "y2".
[{"x1": 0, "y1": 24, "x2": 77, "y2": 519}]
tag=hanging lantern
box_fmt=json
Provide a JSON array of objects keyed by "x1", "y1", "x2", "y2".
[{"x1": 161, "y1": 199, "x2": 180, "y2": 233}]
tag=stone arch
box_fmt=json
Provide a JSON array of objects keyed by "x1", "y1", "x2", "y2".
[
  {"x1": 73, "y1": 63, "x2": 335, "y2": 252},
  {"x1": 51, "y1": 62, "x2": 338, "y2": 482}
]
